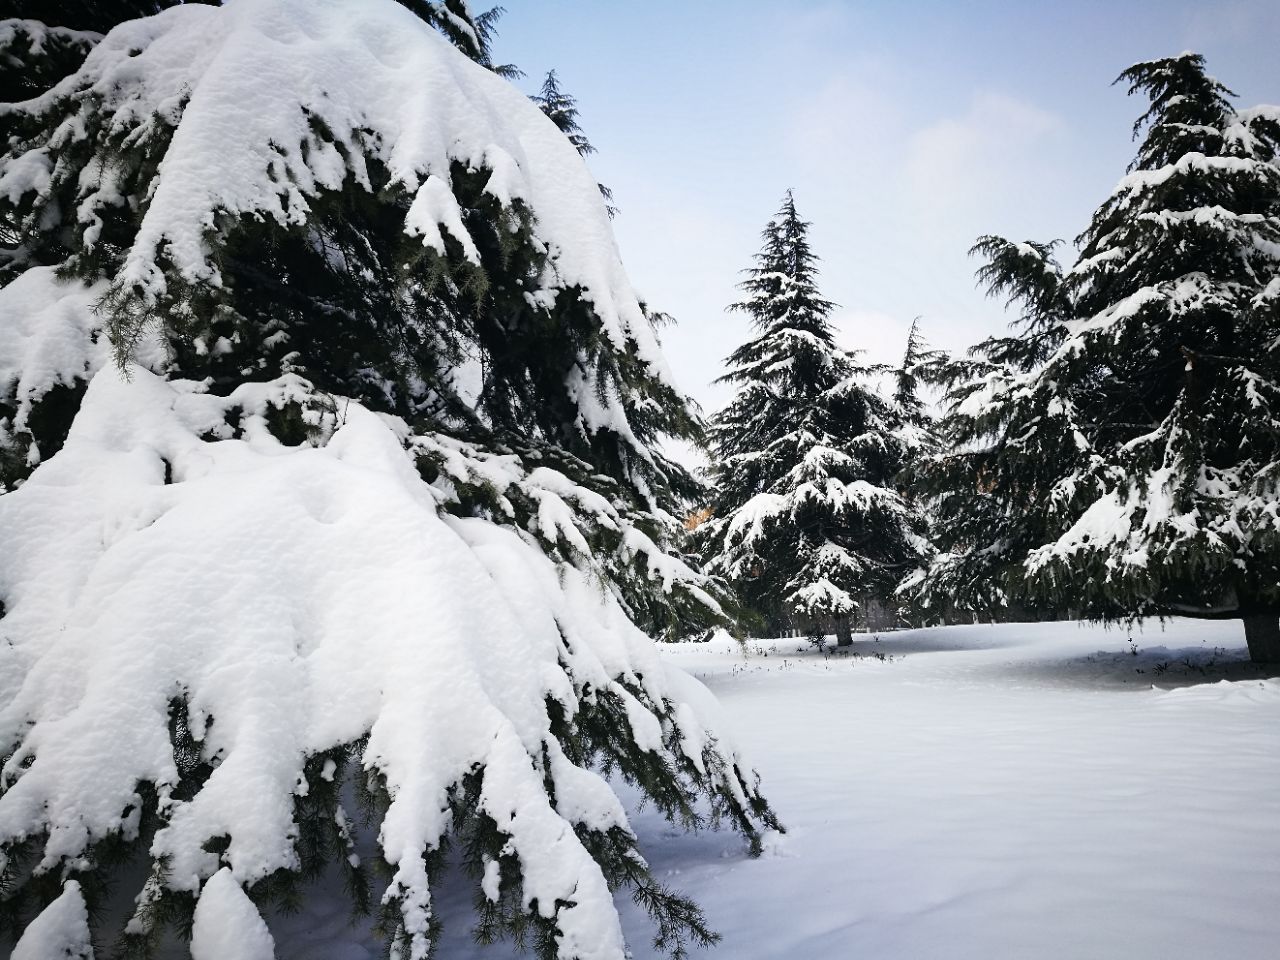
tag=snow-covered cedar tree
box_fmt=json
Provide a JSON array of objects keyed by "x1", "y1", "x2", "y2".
[
  {"x1": 903, "y1": 236, "x2": 1076, "y2": 618},
  {"x1": 911, "y1": 53, "x2": 1280, "y2": 661},
  {"x1": 885, "y1": 317, "x2": 942, "y2": 623},
  {"x1": 532, "y1": 70, "x2": 617, "y2": 219},
  {"x1": 699, "y1": 191, "x2": 929, "y2": 645},
  {"x1": 0, "y1": 2, "x2": 779, "y2": 959}
]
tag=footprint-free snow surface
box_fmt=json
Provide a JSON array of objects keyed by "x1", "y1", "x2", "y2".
[{"x1": 275, "y1": 618, "x2": 1280, "y2": 959}]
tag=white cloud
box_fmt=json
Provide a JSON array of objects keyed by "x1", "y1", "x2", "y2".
[
  {"x1": 904, "y1": 92, "x2": 1067, "y2": 223},
  {"x1": 785, "y1": 60, "x2": 906, "y2": 177}
]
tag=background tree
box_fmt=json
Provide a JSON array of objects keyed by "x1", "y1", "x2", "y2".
[
  {"x1": 700, "y1": 191, "x2": 927, "y2": 644},
  {"x1": 532, "y1": 69, "x2": 617, "y2": 218},
  {"x1": 912, "y1": 54, "x2": 1280, "y2": 660},
  {"x1": 906, "y1": 237, "x2": 1077, "y2": 618}
]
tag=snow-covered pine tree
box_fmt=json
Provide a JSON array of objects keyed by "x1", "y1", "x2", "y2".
[
  {"x1": 1027, "y1": 54, "x2": 1280, "y2": 659},
  {"x1": 913, "y1": 54, "x2": 1280, "y2": 659},
  {"x1": 905, "y1": 236, "x2": 1078, "y2": 617},
  {"x1": 532, "y1": 69, "x2": 617, "y2": 218},
  {"x1": 700, "y1": 191, "x2": 927, "y2": 644},
  {"x1": 0, "y1": 2, "x2": 778, "y2": 958},
  {"x1": 885, "y1": 318, "x2": 941, "y2": 624},
  {"x1": 890, "y1": 317, "x2": 943, "y2": 462}
]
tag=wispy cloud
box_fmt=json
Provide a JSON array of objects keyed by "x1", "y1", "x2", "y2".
[{"x1": 904, "y1": 92, "x2": 1067, "y2": 224}]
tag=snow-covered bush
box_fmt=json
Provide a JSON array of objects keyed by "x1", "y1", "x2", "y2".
[{"x1": 0, "y1": 2, "x2": 777, "y2": 957}]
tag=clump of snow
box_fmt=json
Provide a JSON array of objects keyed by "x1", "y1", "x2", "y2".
[
  {"x1": 0, "y1": 268, "x2": 103, "y2": 441},
  {"x1": 0, "y1": 266, "x2": 167, "y2": 481},
  {"x1": 11, "y1": 880, "x2": 93, "y2": 960},
  {"x1": 0, "y1": 19, "x2": 100, "y2": 57},
  {"x1": 190, "y1": 869, "x2": 276, "y2": 960}
]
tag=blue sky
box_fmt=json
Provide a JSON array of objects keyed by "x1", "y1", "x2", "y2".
[{"x1": 497, "y1": 1, "x2": 1280, "y2": 415}]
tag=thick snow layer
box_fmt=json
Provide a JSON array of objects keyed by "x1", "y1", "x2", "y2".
[
  {"x1": 0, "y1": 20, "x2": 100, "y2": 56},
  {"x1": 8, "y1": 0, "x2": 674, "y2": 405},
  {"x1": 0, "y1": 367, "x2": 757, "y2": 960},
  {"x1": 418, "y1": 619, "x2": 1280, "y2": 960}
]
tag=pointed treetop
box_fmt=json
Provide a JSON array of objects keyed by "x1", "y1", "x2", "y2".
[
  {"x1": 894, "y1": 316, "x2": 942, "y2": 412},
  {"x1": 395, "y1": 1, "x2": 520, "y2": 76},
  {"x1": 531, "y1": 68, "x2": 617, "y2": 216},
  {"x1": 471, "y1": 5, "x2": 522, "y2": 78},
  {"x1": 534, "y1": 69, "x2": 596, "y2": 157},
  {"x1": 729, "y1": 190, "x2": 838, "y2": 342},
  {"x1": 1116, "y1": 52, "x2": 1236, "y2": 170}
]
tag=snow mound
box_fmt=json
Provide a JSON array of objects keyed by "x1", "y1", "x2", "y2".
[{"x1": 0, "y1": 368, "x2": 763, "y2": 960}]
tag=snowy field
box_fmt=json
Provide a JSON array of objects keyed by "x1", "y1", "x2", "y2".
[{"x1": 334, "y1": 617, "x2": 1280, "y2": 960}]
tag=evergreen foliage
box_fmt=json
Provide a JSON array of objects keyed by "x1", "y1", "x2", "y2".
[
  {"x1": 912, "y1": 53, "x2": 1280, "y2": 658},
  {"x1": 700, "y1": 192, "x2": 928, "y2": 638},
  {"x1": 532, "y1": 70, "x2": 617, "y2": 218},
  {"x1": 0, "y1": 2, "x2": 777, "y2": 958},
  {"x1": 906, "y1": 236, "x2": 1076, "y2": 616},
  {"x1": 891, "y1": 316, "x2": 943, "y2": 453}
]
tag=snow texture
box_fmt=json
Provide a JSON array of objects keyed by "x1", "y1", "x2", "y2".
[
  {"x1": 411, "y1": 619, "x2": 1278, "y2": 960},
  {"x1": 0, "y1": 268, "x2": 105, "y2": 450}
]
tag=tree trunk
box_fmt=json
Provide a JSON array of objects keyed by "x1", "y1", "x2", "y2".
[
  {"x1": 835, "y1": 617, "x2": 852, "y2": 647},
  {"x1": 1242, "y1": 613, "x2": 1280, "y2": 664}
]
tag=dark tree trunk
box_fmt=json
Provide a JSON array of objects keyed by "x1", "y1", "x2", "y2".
[
  {"x1": 1242, "y1": 613, "x2": 1280, "y2": 664},
  {"x1": 835, "y1": 616, "x2": 852, "y2": 647}
]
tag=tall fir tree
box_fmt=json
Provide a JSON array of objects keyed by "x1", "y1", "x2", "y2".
[
  {"x1": 913, "y1": 54, "x2": 1280, "y2": 659},
  {"x1": 700, "y1": 191, "x2": 928, "y2": 644},
  {"x1": 0, "y1": 2, "x2": 778, "y2": 957}
]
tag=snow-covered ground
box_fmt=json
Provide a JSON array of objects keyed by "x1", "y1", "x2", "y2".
[{"x1": 369, "y1": 617, "x2": 1280, "y2": 960}]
